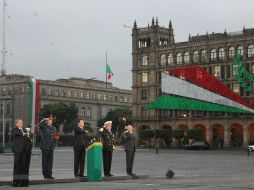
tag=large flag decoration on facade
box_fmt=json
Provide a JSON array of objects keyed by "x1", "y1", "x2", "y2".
[
  {"x1": 106, "y1": 63, "x2": 113, "y2": 80},
  {"x1": 146, "y1": 65, "x2": 254, "y2": 114},
  {"x1": 29, "y1": 78, "x2": 40, "y2": 134}
]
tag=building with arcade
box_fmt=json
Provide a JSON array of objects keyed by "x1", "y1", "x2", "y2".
[{"x1": 132, "y1": 18, "x2": 254, "y2": 147}]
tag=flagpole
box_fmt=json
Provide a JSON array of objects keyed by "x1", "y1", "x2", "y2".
[{"x1": 106, "y1": 51, "x2": 108, "y2": 87}]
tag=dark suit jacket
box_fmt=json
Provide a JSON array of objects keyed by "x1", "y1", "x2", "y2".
[
  {"x1": 12, "y1": 127, "x2": 25, "y2": 153},
  {"x1": 39, "y1": 120, "x2": 57, "y2": 151},
  {"x1": 73, "y1": 127, "x2": 89, "y2": 150},
  {"x1": 24, "y1": 131, "x2": 33, "y2": 153},
  {"x1": 100, "y1": 129, "x2": 114, "y2": 152},
  {"x1": 121, "y1": 132, "x2": 136, "y2": 152}
]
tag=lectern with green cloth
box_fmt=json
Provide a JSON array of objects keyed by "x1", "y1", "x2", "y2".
[{"x1": 86, "y1": 142, "x2": 103, "y2": 182}]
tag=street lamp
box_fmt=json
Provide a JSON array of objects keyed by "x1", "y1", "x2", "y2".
[
  {"x1": 182, "y1": 114, "x2": 188, "y2": 128},
  {"x1": 1, "y1": 100, "x2": 5, "y2": 150}
]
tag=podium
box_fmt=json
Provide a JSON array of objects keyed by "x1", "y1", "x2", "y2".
[{"x1": 86, "y1": 142, "x2": 103, "y2": 182}]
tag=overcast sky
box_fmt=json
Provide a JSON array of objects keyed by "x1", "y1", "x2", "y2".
[{"x1": 1, "y1": 0, "x2": 254, "y2": 89}]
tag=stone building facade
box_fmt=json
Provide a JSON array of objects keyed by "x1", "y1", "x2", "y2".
[
  {"x1": 132, "y1": 18, "x2": 254, "y2": 147},
  {"x1": 0, "y1": 74, "x2": 132, "y2": 142}
]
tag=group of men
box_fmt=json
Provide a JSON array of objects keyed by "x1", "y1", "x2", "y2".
[
  {"x1": 12, "y1": 117, "x2": 56, "y2": 187},
  {"x1": 74, "y1": 119, "x2": 136, "y2": 177},
  {"x1": 12, "y1": 117, "x2": 136, "y2": 187}
]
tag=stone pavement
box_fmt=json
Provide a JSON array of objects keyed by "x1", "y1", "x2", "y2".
[{"x1": 0, "y1": 147, "x2": 254, "y2": 189}]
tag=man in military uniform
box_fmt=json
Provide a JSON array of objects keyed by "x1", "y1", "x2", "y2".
[
  {"x1": 73, "y1": 118, "x2": 89, "y2": 178},
  {"x1": 39, "y1": 116, "x2": 57, "y2": 179},
  {"x1": 99, "y1": 121, "x2": 114, "y2": 177},
  {"x1": 121, "y1": 125, "x2": 136, "y2": 176},
  {"x1": 12, "y1": 119, "x2": 30, "y2": 187}
]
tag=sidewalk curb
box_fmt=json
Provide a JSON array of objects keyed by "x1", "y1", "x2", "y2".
[{"x1": 0, "y1": 175, "x2": 149, "y2": 186}]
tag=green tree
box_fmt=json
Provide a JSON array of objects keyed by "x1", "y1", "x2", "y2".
[
  {"x1": 40, "y1": 102, "x2": 78, "y2": 133},
  {"x1": 172, "y1": 129, "x2": 185, "y2": 139},
  {"x1": 186, "y1": 129, "x2": 203, "y2": 140},
  {"x1": 172, "y1": 129, "x2": 185, "y2": 147},
  {"x1": 139, "y1": 130, "x2": 154, "y2": 139},
  {"x1": 154, "y1": 129, "x2": 171, "y2": 139},
  {"x1": 97, "y1": 108, "x2": 132, "y2": 138}
]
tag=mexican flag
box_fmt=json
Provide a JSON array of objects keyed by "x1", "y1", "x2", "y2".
[
  {"x1": 146, "y1": 65, "x2": 254, "y2": 114},
  {"x1": 29, "y1": 78, "x2": 40, "y2": 134},
  {"x1": 106, "y1": 63, "x2": 113, "y2": 80}
]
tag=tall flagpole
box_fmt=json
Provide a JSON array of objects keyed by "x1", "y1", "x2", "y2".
[
  {"x1": 1, "y1": 0, "x2": 7, "y2": 75},
  {"x1": 106, "y1": 51, "x2": 108, "y2": 87},
  {"x1": 2, "y1": 100, "x2": 5, "y2": 149}
]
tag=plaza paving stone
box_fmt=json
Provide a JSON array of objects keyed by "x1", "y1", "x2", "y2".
[{"x1": 0, "y1": 147, "x2": 253, "y2": 189}]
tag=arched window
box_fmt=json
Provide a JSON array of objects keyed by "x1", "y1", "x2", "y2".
[
  {"x1": 193, "y1": 51, "x2": 199, "y2": 63},
  {"x1": 210, "y1": 49, "x2": 217, "y2": 61},
  {"x1": 237, "y1": 46, "x2": 244, "y2": 56},
  {"x1": 177, "y1": 53, "x2": 182, "y2": 64},
  {"x1": 248, "y1": 45, "x2": 254, "y2": 57},
  {"x1": 218, "y1": 48, "x2": 225, "y2": 60},
  {"x1": 201, "y1": 50, "x2": 206, "y2": 62},
  {"x1": 168, "y1": 54, "x2": 174, "y2": 65},
  {"x1": 184, "y1": 52, "x2": 190, "y2": 64},
  {"x1": 160, "y1": 54, "x2": 166, "y2": 66},
  {"x1": 228, "y1": 47, "x2": 235, "y2": 59}
]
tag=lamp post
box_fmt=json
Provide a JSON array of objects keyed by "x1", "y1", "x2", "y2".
[
  {"x1": 182, "y1": 113, "x2": 189, "y2": 147},
  {"x1": 2, "y1": 100, "x2": 5, "y2": 149},
  {"x1": 183, "y1": 114, "x2": 188, "y2": 128}
]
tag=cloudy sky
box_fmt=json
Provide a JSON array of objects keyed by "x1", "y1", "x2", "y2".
[{"x1": 1, "y1": 0, "x2": 254, "y2": 89}]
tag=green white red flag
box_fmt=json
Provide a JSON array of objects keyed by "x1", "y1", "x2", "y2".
[
  {"x1": 106, "y1": 63, "x2": 113, "y2": 80},
  {"x1": 29, "y1": 78, "x2": 40, "y2": 134}
]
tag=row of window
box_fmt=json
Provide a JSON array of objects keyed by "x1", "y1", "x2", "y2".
[
  {"x1": 140, "y1": 63, "x2": 254, "y2": 84},
  {"x1": 41, "y1": 88, "x2": 132, "y2": 103},
  {"x1": 141, "y1": 108, "x2": 252, "y2": 119},
  {"x1": 141, "y1": 45, "x2": 254, "y2": 66},
  {"x1": 0, "y1": 86, "x2": 132, "y2": 104},
  {"x1": 140, "y1": 64, "x2": 254, "y2": 99},
  {"x1": 1, "y1": 86, "x2": 28, "y2": 96}
]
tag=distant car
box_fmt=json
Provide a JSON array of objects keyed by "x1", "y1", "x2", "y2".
[
  {"x1": 249, "y1": 145, "x2": 254, "y2": 152},
  {"x1": 185, "y1": 141, "x2": 209, "y2": 150}
]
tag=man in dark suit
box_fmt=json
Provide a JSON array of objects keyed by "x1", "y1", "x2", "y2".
[
  {"x1": 12, "y1": 119, "x2": 29, "y2": 187},
  {"x1": 73, "y1": 118, "x2": 88, "y2": 178},
  {"x1": 121, "y1": 125, "x2": 136, "y2": 176},
  {"x1": 39, "y1": 116, "x2": 56, "y2": 179},
  {"x1": 99, "y1": 121, "x2": 114, "y2": 177}
]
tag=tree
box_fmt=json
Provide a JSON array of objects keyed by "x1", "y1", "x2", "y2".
[
  {"x1": 172, "y1": 129, "x2": 185, "y2": 139},
  {"x1": 172, "y1": 129, "x2": 185, "y2": 147},
  {"x1": 186, "y1": 129, "x2": 203, "y2": 140},
  {"x1": 139, "y1": 129, "x2": 154, "y2": 147},
  {"x1": 97, "y1": 108, "x2": 132, "y2": 138},
  {"x1": 154, "y1": 129, "x2": 172, "y2": 147},
  {"x1": 40, "y1": 102, "x2": 78, "y2": 133},
  {"x1": 139, "y1": 130, "x2": 154, "y2": 139},
  {"x1": 154, "y1": 129, "x2": 171, "y2": 139}
]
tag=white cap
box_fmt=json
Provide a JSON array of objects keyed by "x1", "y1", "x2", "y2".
[{"x1": 104, "y1": 121, "x2": 112, "y2": 126}]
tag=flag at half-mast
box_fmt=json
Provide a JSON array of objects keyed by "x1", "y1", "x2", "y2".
[{"x1": 106, "y1": 63, "x2": 113, "y2": 80}]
